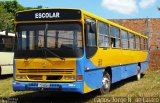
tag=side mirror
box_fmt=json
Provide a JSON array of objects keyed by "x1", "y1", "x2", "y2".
[
  {"x1": 89, "y1": 22, "x2": 96, "y2": 33},
  {"x1": 85, "y1": 19, "x2": 96, "y2": 33}
]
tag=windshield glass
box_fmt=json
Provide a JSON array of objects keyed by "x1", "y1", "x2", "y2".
[{"x1": 15, "y1": 22, "x2": 83, "y2": 58}]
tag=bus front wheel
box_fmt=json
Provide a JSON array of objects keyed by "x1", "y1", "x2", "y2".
[
  {"x1": 99, "y1": 72, "x2": 111, "y2": 95},
  {"x1": 137, "y1": 66, "x2": 141, "y2": 80}
]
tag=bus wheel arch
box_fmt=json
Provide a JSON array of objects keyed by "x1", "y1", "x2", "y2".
[
  {"x1": 137, "y1": 63, "x2": 141, "y2": 81},
  {"x1": 99, "y1": 67, "x2": 112, "y2": 95}
]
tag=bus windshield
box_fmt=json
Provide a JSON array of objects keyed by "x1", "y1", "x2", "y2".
[{"x1": 15, "y1": 22, "x2": 83, "y2": 58}]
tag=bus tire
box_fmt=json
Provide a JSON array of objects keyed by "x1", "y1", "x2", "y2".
[
  {"x1": 137, "y1": 66, "x2": 141, "y2": 81},
  {"x1": 99, "y1": 72, "x2": 111, "y2": 95}
]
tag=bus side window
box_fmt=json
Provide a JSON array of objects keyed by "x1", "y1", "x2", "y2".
[
  {"x1": 121, "y1": 30, "x2": 128, "y2": 49},
  {"x1": 136, "y1": 35, "x2": 140, "y2": 50},
  {"x1": 98, "y1": 21, "x2": 109, "y2": 48},
  {"x1": 111, "y1": 38, "x2": 116, "y2": 47},
  {"x1": 0, "y1": 38, "x2": 4, "y2": 51},
  {"x1": 110, "y1": 26, "x2": 120, "y2": 48},
  {"x1": 129, "y1": 33, "x2": 135, "y2": 49},
  {"x1": 0, "y1": 37, "x2": 15, "y2": 52}
]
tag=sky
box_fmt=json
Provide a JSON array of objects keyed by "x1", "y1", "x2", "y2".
[{"x1": 7, "y1": 0, "x2": 160, "y2": 19}]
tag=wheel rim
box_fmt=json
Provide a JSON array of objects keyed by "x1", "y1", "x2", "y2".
[
  {"x1": 102, "y1": 77, "x2": 110, "y2": 89},
  {"x1": 137, "y1": 67, "x2": 141, "y2": 80},
  {"x1": 101, "y1": 74, "x2": 110, "y2": 92}
]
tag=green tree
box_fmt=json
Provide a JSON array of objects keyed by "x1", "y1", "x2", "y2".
[
  {"x1": 0, "y1": 0, "x2": 25, "y2": 32},
  {"x1": 0, "y1": 5, "x2": 13, "y2": 31},
  {"x1": 0, "y1": 0, "x2": 24, "y2": 15}
]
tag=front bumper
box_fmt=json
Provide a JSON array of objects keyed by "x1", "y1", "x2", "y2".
[{"x1": 13, "y1": 80, "x2": 83, "y2": 94}]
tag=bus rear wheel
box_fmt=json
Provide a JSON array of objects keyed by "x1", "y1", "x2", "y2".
[
  {"x1": 137, "y1": 66, "x2": 141, "y2": 80},
  {"x1": 99, "y1": 72, "x2": 111, "y2": 95}
]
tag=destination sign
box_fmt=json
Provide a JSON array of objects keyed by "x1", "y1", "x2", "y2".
[
  {"x1": 35, "y1": 12, "x2": 60, "y2": 19},
  {"x1": 16, "y1": 9, "x2": 81, "y2": 21}
]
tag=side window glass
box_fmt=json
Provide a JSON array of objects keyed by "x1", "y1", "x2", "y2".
[
  {"x1": 129, "y1": 33, "x2": 135, "y2": 49},
  {"x1": 140, "y1": 37, "x2": 144, "y2": 50},
  {"x1": 136, "y1": 36, "x2": 140, "y2": 50},
  {"x1": 110, "y1": 26, "x2": 120, "y2": 48},
  {"x1": 0, "y1": 36, "x2": 15, "y2": 52},
  {"x1": 121, "y1": 30, "x2": 128, "y2": 49},
  {"x1": 98, "y1": 21, "x2": 109, "y2": 47}
]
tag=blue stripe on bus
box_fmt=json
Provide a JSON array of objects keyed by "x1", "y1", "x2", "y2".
[
  {"x1": 76, "y1": 56, "x2": 85, "y2": 76},
  {"x1": 82, "y1": 61, "x2": 148, "y2": 90},
  {"x1": 111, "y1": 64, "x2": 137, "y2": 83},
  {"x1": 76, "y1": 50, "x2": 103, "y2": 90},
  {"x1": 84, "y1": 69, "x2": 103, "y2": 89},
  {"x1": 13, "y1": 81, "x2": 84, "y2": 93},
  {"x1": 141, "y1": 61, "x2": 148, "y2": 73}
]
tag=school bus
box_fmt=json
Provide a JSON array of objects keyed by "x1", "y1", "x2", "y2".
[{"x1": 13, "y1": 8, "x2": 148, "y2": 94}]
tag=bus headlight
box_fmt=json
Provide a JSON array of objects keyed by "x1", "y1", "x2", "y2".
[
  {"x1": 64, "y1": 76, "x2": 75, "y2": 80},
  {"x1": 16, "y1": 75, "x2": 26, "y2": 79}
]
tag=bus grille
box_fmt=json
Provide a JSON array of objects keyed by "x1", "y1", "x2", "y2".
[{"x1": 18, "y1": 69, "x2": 74, "y2": 74}]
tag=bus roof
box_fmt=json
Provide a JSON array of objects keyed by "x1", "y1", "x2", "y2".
[
  {"x1": 16, "y1": 8, "x2": 148, "y2": 38},
  {"x1": 16, "y1": 8, "x2": 81, "y2": 13},
  {"x1": 81, "y1": 9, "x2": 148, "y2": 38}
]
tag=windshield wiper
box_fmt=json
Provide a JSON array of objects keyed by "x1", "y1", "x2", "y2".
[
  {"x1": 40, "y1": 23, "x2": 65, "y2": 60},
  {"x1": 41, "y1": 47, "x2": 65, "y2": 61}
]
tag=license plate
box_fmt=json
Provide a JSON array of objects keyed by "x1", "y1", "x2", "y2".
[{"x1": 38, "y1": 83, "x2": 50, "y2": 88}]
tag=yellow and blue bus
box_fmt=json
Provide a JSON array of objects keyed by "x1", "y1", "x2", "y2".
[{"x1": 13, "y1": 8, "x2": 148, "y2": 94}]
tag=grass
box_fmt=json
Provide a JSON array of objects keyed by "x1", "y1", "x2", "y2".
[
  {"x1": 0, "y1": 75, "x2": 32, "y2": 97},
  {"x1": 0, "y1": 69, "x2": 160, "y2": 103},
  {"x1": 104, "y1": 70, "x2": 160, "y2": 97}
]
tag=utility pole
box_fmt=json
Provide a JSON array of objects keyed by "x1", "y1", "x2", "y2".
[{"x1": 145, "y1": 18, "x2": 150, "y2": 37}]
